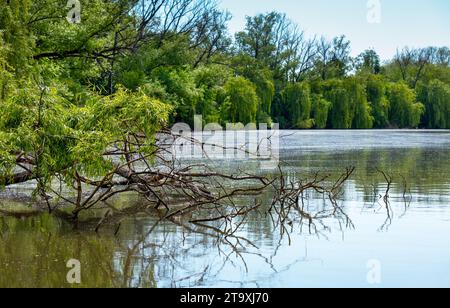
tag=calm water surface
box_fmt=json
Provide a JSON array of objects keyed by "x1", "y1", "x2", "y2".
[{"x1": 1, "y1": 130, "x2": 450, "y2": 288}]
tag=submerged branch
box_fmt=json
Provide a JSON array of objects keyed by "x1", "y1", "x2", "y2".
[{"x1": 1, "y1": 130, "x2": 358, "y2": 239}]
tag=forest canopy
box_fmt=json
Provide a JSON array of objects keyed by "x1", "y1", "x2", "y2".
[{"x1": 1, "y1": 0, "x2": 449, "y2": 133}]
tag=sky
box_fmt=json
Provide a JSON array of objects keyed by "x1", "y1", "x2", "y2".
[{"x1": 218, "y1": 0, "x2": 450, "y2": 61}]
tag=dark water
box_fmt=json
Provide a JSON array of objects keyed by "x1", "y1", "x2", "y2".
[{"x1": 1, "y1": 130, "x2": 450, "y2": 288}]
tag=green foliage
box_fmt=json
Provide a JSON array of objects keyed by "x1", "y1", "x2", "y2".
[
  {"x1": 150, "y1": 67, "x2": 202, "y2": 125},
  {"x1": 76, "y1": 88, "x2": 172, "y2": 174},
  {"x1": 0, "y1": 0, "x2": 34, "y2": 76},
  {"x1": 0, "y1": 80, "x2": 171, "y2": 185},
  {"x1": 0, "y1": 132, "x2": 14, "y2": 181},
  {"x1": 279, "y1": 82, "x2": 312, "y2": 128},
  {"x1": 314, "y1": 36, "x2": 352, "y2": 80},
  {"x1": 235, "y1": 12, "x2": 281, "y2": 65},
  {"x1": 345, "y1": 78, "x2": 373, "y2": 129},
  {"x1": 312, "y1": 95, "x2": 331, "y2": 129},
  {"x1": 421, "y1": 64, "x2": 450, "y2": 85},
  {"x1": 223, "y1": 77, "x2": 258, "y2": 124},
  {"x1": 387, "y1": 82, "x2": 424, "y2": 128},
  {"x1": 0, "y1": 37, "x2": 12, "y2": 100},
  {"x1": 365, "y1": 75, "x2": 390, "y2": 128},
  {"x1": 193, "y1": 65, "x2": 232, "y2": 124},
  {"x1": 355, "y1": 50, "x2": 381, "y2": 75},
  {"x1": 117, "y1": 36, "x2": 195, "y2": 91},
  {"x1": 322, "y1": 79, "x2": 351, "y2": 129},
  {"x1": 318, "y1": 78, "x2": 373, "y2": 129},
  {"x1": 254, "y1": 73, "x2": 275, "y2": 120},
  {"x1": 231, "y1": 55, "x2": 275, "y2": 123},
  {"x1": 418, "y1": 80, "x2": 450, "y2": 128}
]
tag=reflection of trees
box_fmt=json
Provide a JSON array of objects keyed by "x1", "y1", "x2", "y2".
[
  {"x1": 0, "y1": 214, "x2": 118, "y2": 287},
  {"x1": 0, "y1": 214, "x2": 158, "y2": 288},
  {"x1": 282, "y1": 148, "x2": 450, "y2": 196},
  {"x1": 279, "y1": 147, "x2": 450, "y2": 231},
  {"x1": 0, "y1": 213, "x2": 254, "y2": 288},
  {"x1": 1, "y1": 146, "x2": 449, "y2": 287},
  {"x1": 0, "y1": 196, "x2": 353, "y2": 288}
]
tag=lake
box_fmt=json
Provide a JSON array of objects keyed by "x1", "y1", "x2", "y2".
[{"x1": 1, "y1": 130, "x2": 450, "y2": 288}]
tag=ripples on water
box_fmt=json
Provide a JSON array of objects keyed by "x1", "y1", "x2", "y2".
[{"x1": 1, "y1": 130, "x2": 450, "y2": 287}]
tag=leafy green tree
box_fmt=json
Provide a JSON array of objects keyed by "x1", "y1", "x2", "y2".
[
  {"x1": 418, "y1": 80, "x2": 450, "y2": 128},
  {"x1": 345, "y1": 78, "x2": 374, "y2": 129},
  {"x1": 150, "y1": 67, "x2": 202, "y2": 125},
  {"x1": 365, "y1": 75, "x2": 390, "y2": 128},
  {"x1": 386, "y1": 47, "x2": 449, "y2": 88},
  {"x1": 223, "y1": 77, "x2": 258, "y2": 124},
  {"x1": 117, "y1": 35, "x2": 195, "y2": 90},
  {"x1": 254, "y1": 72, "x2": 275, "y2": 124},
  {"x1": 355, "y1": 50, "x2": 381, "y2": 75},
  {"x1": 231, "y1": 54, "x2": 275, "y2": 124},
  {"x1": 387, "y1": 82, "x2": 424, "y2": 128},
  {"x1": 0, "y1": 36, "x2": 12, "y2": 100},
  {"x1": 0, "y1": 81, "x2": 172, "y2": 185},
  {"x1": 280, "y1": 82, "x2": 312, "y2": 128},
  {"x1": 193, "y1": 65, "x2": 232, "y2": 124},
  {"x1": 235, "y1": 12, "x2": 283, "y2": 67},
  {"x1": 312, "y1": 94, "x2": 331, "y2": 129},
  {"x1": 0, "y1": 0, "x2": 34, "y2": 77},
  {"x1": 317, "y1": 78, "x2": 373, "y2": 129},
  {"x1": 270, "y1": 93, "x2": 287, "y2": 128},
  {"x1": 321, "y1": 79, "x2": 351, "y2": 128},
  {"x1": 314, "y1": 36, "x2": 351, "y2": 80}
]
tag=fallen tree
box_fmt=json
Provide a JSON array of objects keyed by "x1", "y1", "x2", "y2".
[
  {"x1": 0, "y1": 84, "x2": 357, "y2": 239},
  {"x1": 1, "y1": 130, "x2": 356, "y2": 238}
]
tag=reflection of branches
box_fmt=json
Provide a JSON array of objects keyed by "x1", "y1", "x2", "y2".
[
  {"x1": 376, "y1": 168, "x2": 393, "y2": 231},
  {"x1": 399, "y1": 174, "x2": 412, "y2": 218},
  {"x1": 214, "y1": 239, "x2": 323, "y2": 288},
  {"x1": 269, "y1": 166, "x2": 356, "y2": 235},
  {"x1": 104, "y1": 215, "x2": 254, "y2": 287}
]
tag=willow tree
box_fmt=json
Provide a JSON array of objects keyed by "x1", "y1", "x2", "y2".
[
  {"x1": 0, "y1": 36, "x2": 11, "y2": 101},
  {"x1": 418, "y1": 80, "x2": 450, "y2": 128},
  {"x1": 223, "y1": 76, "x2": 258, "y2": 124},
  {"x1": 365, "y1": 74, "x2": 390, "y2": 128},
  {"x1": 0, "y1": 81, "x2": 172, "y2": 194},
  {"x1": 0, "y1": 0, "x2": 35, "y2": 77},
  {"x1": 193, "y1": 65, "x2": 232, "y2": 124},
  {"x1": 230, "y1": 54, "x2": 275, "y2": 124},
  {"x1": 280, "y1": 82, "x2": 312, "y2": 128},
  {"x1": 0, "y1": 0, "x2": 180, "y2": 215},
  {"x1": 254, "y1": 71, "x2": 275, "y2": 124},
  {"x1": 312, "y1": 94, "x2": 331, "y2": 129},
  {"x1": 150, "y1": 66, "x2": 203, "y2": 126},
  {"x1": 322, "y1": 79, "x2": 351, "y2": 129},
  {"x1": 387, "y1": 82, "x2": 424, "y2": 128},
  {"x1": 345, "y1": 78, "x2": 374, "y2": 129}
]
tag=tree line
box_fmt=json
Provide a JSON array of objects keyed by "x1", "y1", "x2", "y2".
[{"x1": 1, "y1": 1, "x2": 449, "y2": 137}]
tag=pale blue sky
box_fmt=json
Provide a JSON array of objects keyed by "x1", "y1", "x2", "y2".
[{"x1": 218, "y1": 0, "x2": 450, "y2": 61}]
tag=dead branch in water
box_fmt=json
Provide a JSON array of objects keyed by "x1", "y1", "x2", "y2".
[
  {"x1": 399, "y1": 173, "x2": 412, "y2": 215},
  {"x1": 268, "y1": 166, "x2": 356, "y2": 234},
  {"x1": 376, "y1": 168, "x2": 393, "y2": 230},
  {"x1": 1, "y1": 129, "x2": 357, "y2": 238}
]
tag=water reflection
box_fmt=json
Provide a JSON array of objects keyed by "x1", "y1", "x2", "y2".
[{"x1": 1, "y1": 131, "x2": 450, "y2": 287}]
